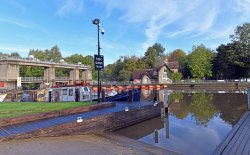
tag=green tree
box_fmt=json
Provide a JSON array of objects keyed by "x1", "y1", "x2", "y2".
[
  {"x1": 188, "y1": 45, "x2": 214, "y2": 79},
  {"x1": 152, "y1": 43, "x2": 166, "y2": 62},
  {"x1": 168, "y1": 49, "x2": 186, "y2": 62},
  {"x1": 10, "y1": 52, "x2": 21, "y2": 58},
  {"x1": 29, "y1": 49, "x2": 47, "y2": 61},
  {"x1": 213, "y1": 23, "x2": 250, "y2": 79},
  {"x1": 169, "y1": 72, "x2": 183, "y2": 81},
  {"x1": 47, "y1": 45, "x2": 62, "y2": 62},
  {"x1": 144, "y1": 47, "x2": 158, "y2": 68}
]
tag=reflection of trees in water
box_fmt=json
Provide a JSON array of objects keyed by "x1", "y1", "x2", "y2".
[
  {"x1": 190, "y1": 93, "x2": 218, "y2": 126},
  {"x1": 168, "y1": 92, "x2": 183, "y2": 104},
  {"x1": 213, "y1": 93, "x2": 247, "y2": 126},
  {"x1": 168, "y1": 92, "x2": 247, "y2": 127},
  {"x1": 169, "y1": 93, "x2": 191, "y2": 119}
]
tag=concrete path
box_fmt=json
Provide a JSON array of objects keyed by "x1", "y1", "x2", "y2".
[{"x1": 0, "y1": 133, "x2": 180, "y2": 155}]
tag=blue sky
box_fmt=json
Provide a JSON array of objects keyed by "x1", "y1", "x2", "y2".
[{"x1": 0, "y1": 0, "x2": 250, "y2": 64}]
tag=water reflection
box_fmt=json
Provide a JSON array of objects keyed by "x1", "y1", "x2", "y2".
[{"x1": 116, "y1": 90, "x2": 248, "y2": 155}]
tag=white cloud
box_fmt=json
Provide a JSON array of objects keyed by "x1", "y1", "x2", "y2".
[
  {"x1": 56, "y1": 0, "x2": 84, "y2": 17},
  {"x1": 97, "y1": 0, "x2": 220, "y2": 51},
  {"x1": 0, "y1": 18, "x2": 28, "y2": 28}
]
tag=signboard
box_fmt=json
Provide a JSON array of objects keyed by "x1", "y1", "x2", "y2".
[
  {"x1": 0, "y1": 82, "x2": 4, "y2": 87},
  {"x1": 17, "y1": 77, "x2": 21, "y2": 87},
  {"x1": 94, "y1": 54, "x2": 104, "y2": 70}
]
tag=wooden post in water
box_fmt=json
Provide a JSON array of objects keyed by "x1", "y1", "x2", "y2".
[
  {"x1": 154, "y1": 129, "x2": 158, "y2": 143},
  {"x1": 166, "y1": 113, "x2": 170, "y2": 139},
  {"x1": 164, "y1": 89, "x2": 169, "y2": 112},
  {"x1": 248, "y1": 87, "x2": 250, "y2": 111}
]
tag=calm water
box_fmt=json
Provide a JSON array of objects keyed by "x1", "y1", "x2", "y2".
[{"x1": 116, "y1": 90, "x2": 248, "y2": 155}]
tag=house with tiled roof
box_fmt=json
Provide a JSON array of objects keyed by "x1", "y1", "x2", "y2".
[{"x1": 132, "y1": 61, "x2": 179, "y2": 84}]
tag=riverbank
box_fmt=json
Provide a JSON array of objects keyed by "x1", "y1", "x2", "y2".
[{"x1": 0, "y1": 133, "x2": 179, "y2": 155}]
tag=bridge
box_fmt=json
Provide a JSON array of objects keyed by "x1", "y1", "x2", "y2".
[{"x1": 0, "y1": 57, "x2": 92, "y2": 89}]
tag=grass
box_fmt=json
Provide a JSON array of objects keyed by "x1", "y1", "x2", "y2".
[{"x1": 0, "y1": 102, "x2": 94, "y2": 119}]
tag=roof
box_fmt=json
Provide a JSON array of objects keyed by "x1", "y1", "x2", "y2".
[
  {"x1": 165, "y1": 61, "x2": 179, "y2": 69},
  {"x1": 132, "y1": 69, "x2": 157, "y2": 80}
]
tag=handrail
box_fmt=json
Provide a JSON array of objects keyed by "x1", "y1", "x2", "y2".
[{"x1": 0, "y1": 56, "x2": 91, "y2": 68}]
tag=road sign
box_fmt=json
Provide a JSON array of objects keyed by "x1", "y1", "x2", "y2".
[
  {"x1": 0, "y1": 82, "x2": 4, "y2": 87},
  {"x1": 94, "y1": 54, "x2": 104, "y2": 70}
]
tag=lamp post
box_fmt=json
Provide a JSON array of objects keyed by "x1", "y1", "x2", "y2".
[{"x1": 92, "y1": 19, "x2": 104, "y2": 103}]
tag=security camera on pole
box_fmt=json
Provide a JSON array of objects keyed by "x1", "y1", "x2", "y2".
[{"x1": 92, "y1": 19, "x2": 104, "y2": 103}]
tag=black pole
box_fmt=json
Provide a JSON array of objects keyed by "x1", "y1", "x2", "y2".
[{"x1": 97, "y1": 23, "x2": 100, "y2": 103}]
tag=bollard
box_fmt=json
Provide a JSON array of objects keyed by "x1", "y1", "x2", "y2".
[{"x1": 248, "y1": 87, "x2": 250, "y2": 111}]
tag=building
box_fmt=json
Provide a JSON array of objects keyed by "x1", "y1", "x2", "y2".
[{"x1": 132, "y1": 61, "x2": 179, "y2": 84}]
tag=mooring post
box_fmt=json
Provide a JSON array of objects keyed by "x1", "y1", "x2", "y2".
[
  {"x1": 248, "y1": 87, "x2": 250, "y2": 111},
  {"x1": 166, "y1": 113, "x2": 170, "y2": 139},
  {"x1": 154, "y1": 129, "x2": 159, "y2": 143},
  {"x1": 163, "y1": 89, "x2": 169, "y2": 112}
]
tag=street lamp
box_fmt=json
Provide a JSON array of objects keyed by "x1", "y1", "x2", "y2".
[{"x1": 92, "y1": 18, "x2": 104, "y2": 103}]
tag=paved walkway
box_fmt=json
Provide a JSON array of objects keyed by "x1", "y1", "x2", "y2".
[{"x1": 0, "y1": 133, "x2": 180, "y2": 155}]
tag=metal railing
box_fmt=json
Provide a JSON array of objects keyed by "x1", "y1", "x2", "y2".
[
  {"x1": 0, "y1": 56, "x2": 91, "y2": 68},
  {"x1": 21, "y1": 77, "x2": 44, "y2": 82},
  {"x1": 173, "y1": 79, "x2": 250, "y2": 84},
  {"x1": 21, "y1": 77, "x2": 70, "y2": 82}
]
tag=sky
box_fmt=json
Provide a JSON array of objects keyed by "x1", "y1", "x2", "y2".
[{"x1": 0, "y1": 0, "x2": 250, "y2": 64}]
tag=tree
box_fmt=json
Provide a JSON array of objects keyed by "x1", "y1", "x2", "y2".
[
  {"x1": 144, "y1": 47, "x2": 158, "y2": 68},
  {"x1": 47, "y1": 45, "x2": 62, "y2": 62},
  {"x1": 10, "y1": 52, "x2": 21, "y2": 58},
  {"x1": 188, "y1": 45, "x2": 214, "y2": 79},
  {"x1": 213, "y1": 23, "x2": 250, "y2": 79},
  {"x1": 152, "y1": 43, "x2": 166, "y2": 62},
  {"x1": 168, "y1": 49, "x2": 186, "y2": 62},
  {"x1": 169, "y1": 72, "x2": 183, "y2": 81},
  {"x1": 168, "y1": 49, "x2": 190, "y2": 78},
  {"x1": 29, "y1": 49, "x2": 47, "y2": 61}
]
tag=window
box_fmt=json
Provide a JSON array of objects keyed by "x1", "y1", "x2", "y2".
[
  {"x1": 163, "y1": 69, "x2": 168, "y2": 79},
  {"x1": 63, "y1": 89, "x2": 67, "y2": 95},
  {"x1": 69, "y1": 89, "x2": 73, "y2": 96}
]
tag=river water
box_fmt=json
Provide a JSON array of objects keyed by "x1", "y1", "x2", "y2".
[{"x1": 116, "y1": 90, "x2": 248, "y2": 155}]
